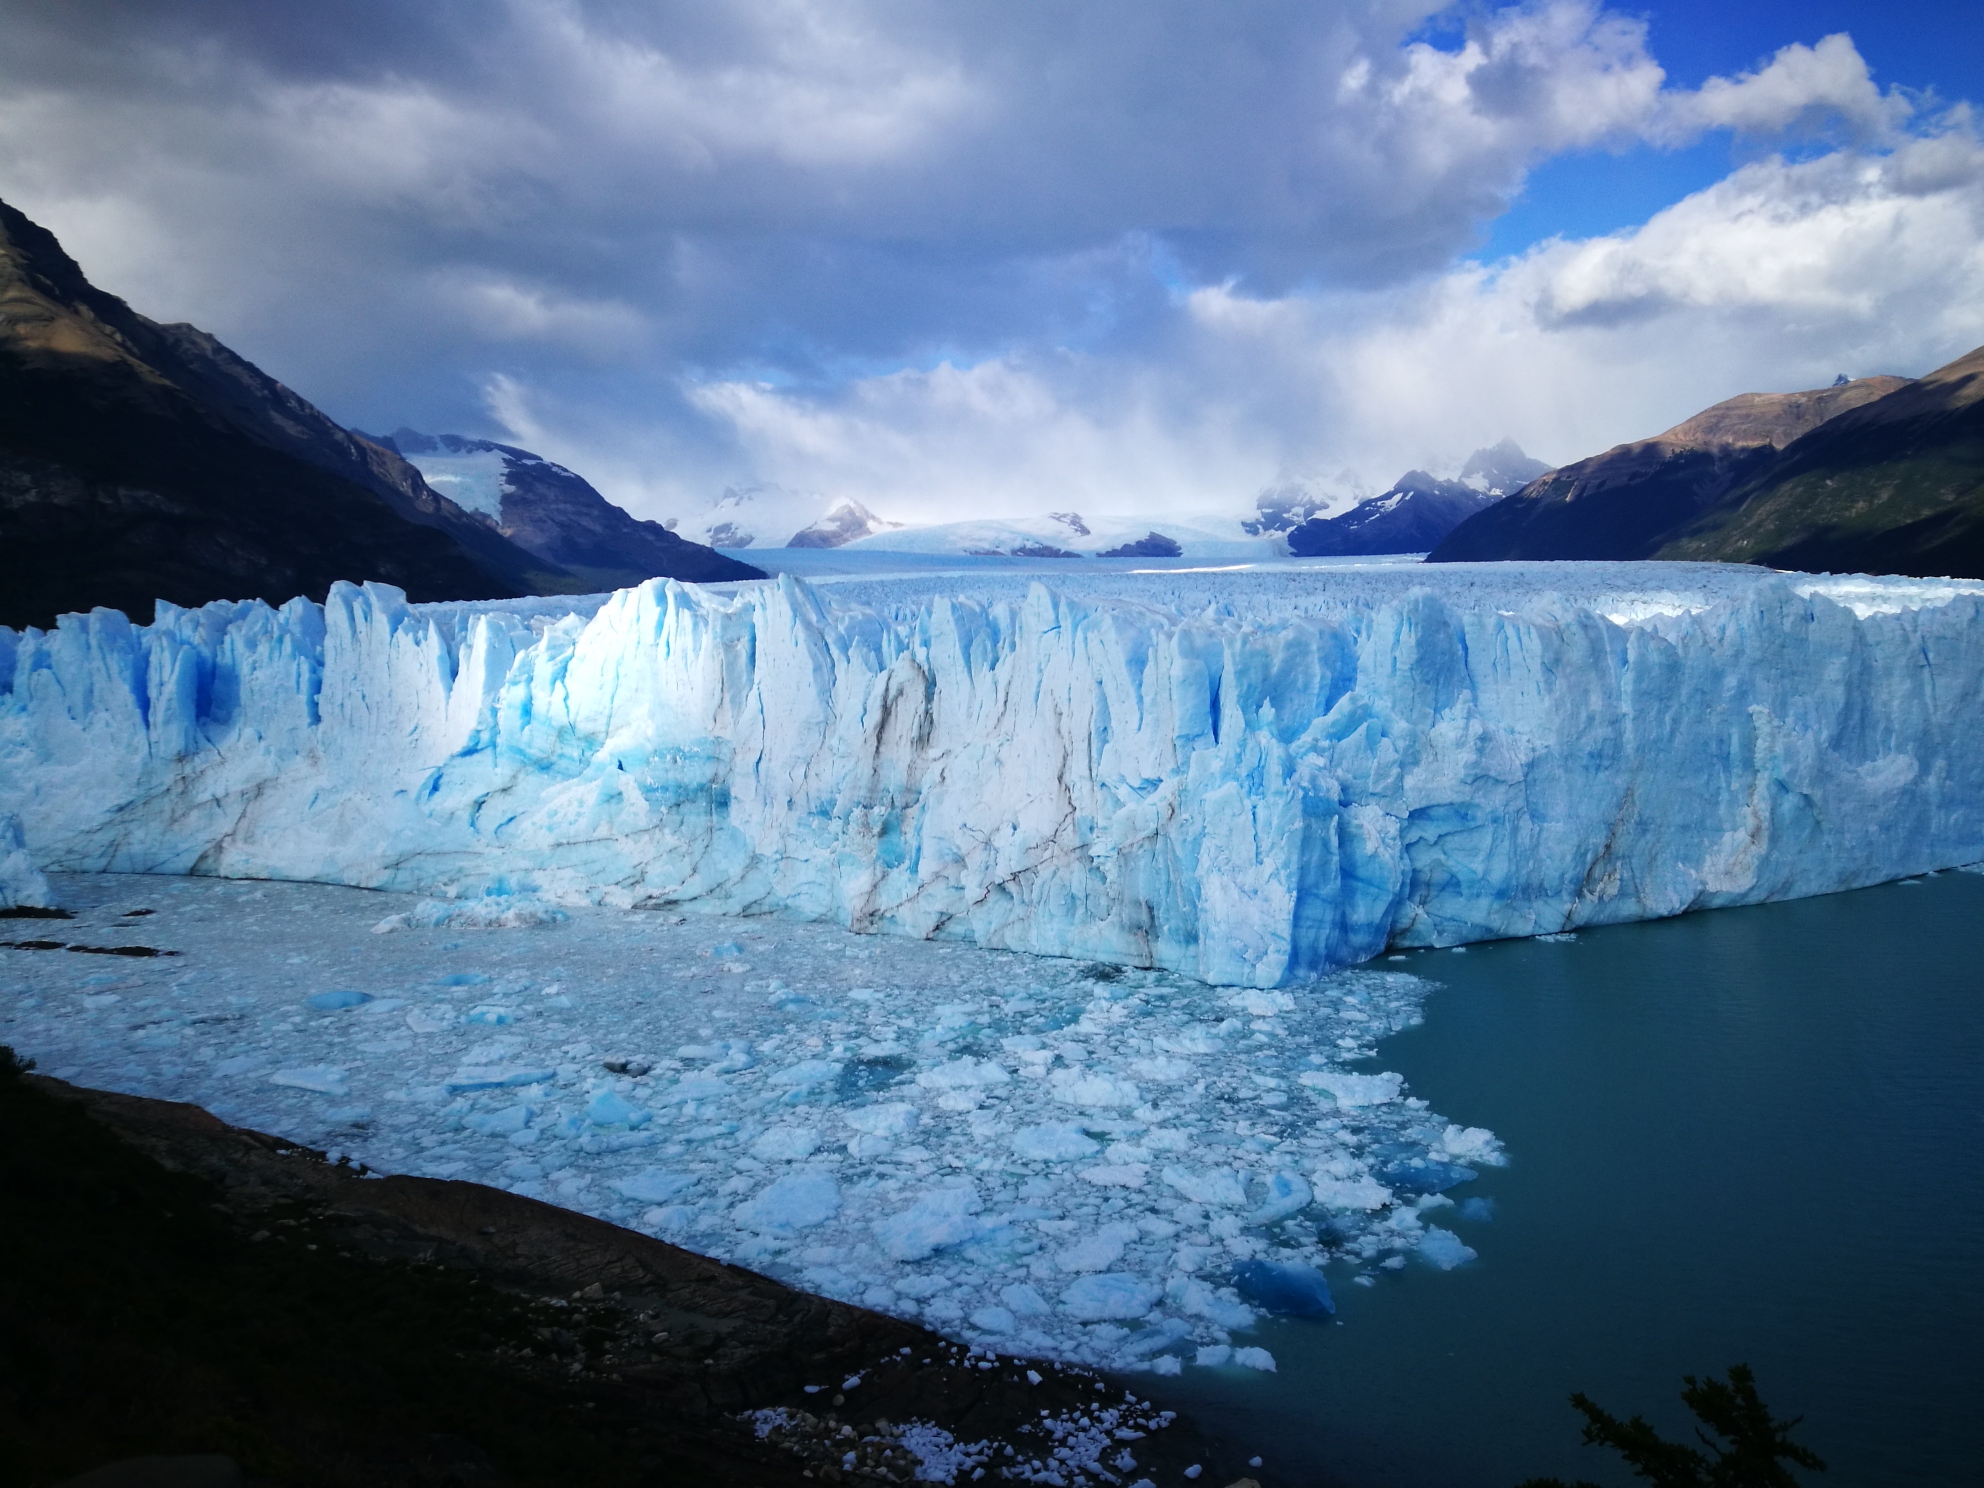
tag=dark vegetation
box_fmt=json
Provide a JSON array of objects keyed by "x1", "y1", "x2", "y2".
[
  {"x1": 0, "y1": 1047, "x2": 1229, "y2": 1487},
  {"x1": 1520, "y1": 1365, "x2": 1826, "y2": 1488}
]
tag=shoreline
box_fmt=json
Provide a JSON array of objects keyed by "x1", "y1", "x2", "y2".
[{"x1": 4, "y1": 1058, "x2": 1259, "y2": 1487}]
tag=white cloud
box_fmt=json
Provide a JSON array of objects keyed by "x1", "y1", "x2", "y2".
[
  {"x1": 681, "y1": 128, "x2": 1984, "y2": 521},
  {"x1": 0, "y1": 1, "x2": 1963, "y2": 526},
  {"x1": 1661, "y1": 33, "x2": 1912, "y2": 144}
]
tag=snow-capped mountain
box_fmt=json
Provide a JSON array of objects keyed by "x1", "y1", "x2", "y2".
[
  {"x1": 670, "y1": 483, "x2": 901, "y2": 550},
  {"x1": 1456, "y1": 437, "x2": 1551, "y2": 495},
  {"x1": 839, "y1": 509, "x2": 1279, "y2": 561},
  {"x1": 374, "y1": 431, "x2": 761, "y2": 587},
  {"x1": 1280, "y1": 440, "x2": 1550, "y2": 557}
]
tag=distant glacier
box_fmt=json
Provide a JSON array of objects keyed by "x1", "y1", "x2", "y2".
[{"x1": 4, "y1": 562, "x2": 1982, "y2": 986}]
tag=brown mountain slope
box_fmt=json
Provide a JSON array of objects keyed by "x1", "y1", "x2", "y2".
[
  {"x1": 0, "y1": 198, "x2": 578, "y2": 629},
  {"x1": 1429, "y1": 376, "x2": 1910, "y2": 563},
  {"x1": 1656, "y1": 345, "x2": 1984, "y2": 578}
]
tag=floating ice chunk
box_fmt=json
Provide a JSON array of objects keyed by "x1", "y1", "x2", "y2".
[
  {"x1": 212, "y1": 1055, "x2": 263, "y2": 1077},
  {"x1": 304, "y1": 990, "x2": 373, "y2": 1011},
  {"x1": 768, "y1": 1060, "x2": 842, "y2": 1090},
  {"x1": 1118, "y1": 1317, "x2": 1193, "y2": 1360},
  {"x1": 372, "y1": 896, "x2": 569, "y2": 932},
  {"x1": 1049, "y1": 1069, "x2": 1142, "y2": 1109},
  {"x1": 1417, "y1": 1227, "x2": 1478, "y2": 1270},
  {"x1": 1232, "y1": 1347, "x2": 1277, "y2": 1372},
  {"x1": 405, "y1": 1008, "x2": 454, "y2": 1033},
  {"x1": 1161, "y1": 1165, "x2": 1248, "y2": 1207},
  {"x1": 1246, "y1": 1170, "x2": 1313, "y2": 1225},
  {"x1": 917, "y1": 1058, "x2": 1011, "y2": 1089},
  {"x1": 1310, "y1": 1173, "x2": 1392, "y2": 1211},
  {"x1": 646, "y1": 1203, "x2": 700, "y2": 1232},
  {"x1": 1129, "y1": 1056, "x2": 1193, "y2": 1082},
  {"x1": 969, "y1": 1306, "x2": 1016, "y2": 1334},
  {"x1": 0, "y1": 814, "x2": 53, "y2": 909},
  {"x1": 1149, "y1": 1355, "x2": 1182, "y2": 1376},
  {"x1": 1078, "y1": 1163, "x2": 1149, "y2": 1189},
  {"x1": 1194, "y1": 1345, "x2": 1232, "y2": 1367},
  {"x1": 444, "y1": 1066, "x2": 555, "y2": 1094},
  {"x1": 663, "y1": 1074, "x2": 733, "y2": 1103},
  {"x1": 581, "y1": 1130, "x2": 658, "y2": 1154},
  {"x1": 751, "y1": 1126, "x2": 822, "y2": 1161},
  {"x1": 710, "y1": 941, "x2": 745, "y2": 958},
  {"x1": 614, "y1": 1169, "x2": 696, "y2": 1204},
  {"x1": 1055, "y1": 1221, "x2": 1141, "y2": 1274},
  {"x1": 1230, "y1": 1259, "x2": 1334, "y2": 1317},
  {"x1": 1376, "y1": 1154, "x2": 1477, "y2": 1194},
  {"x1": 1165, "y1": 1277, "x2": 1256, "y2": 1330},
  {"x1": 1011, "y1": 1122, "x2": 1101, "y2": 1161},
  {"x1": 1059, "y1": 1273, "x2": 1160, "y2": 1321},
  {"x1": 1298, "y1": 1069, "x2": 1404, "y2": 1107},
  {"x1": 464, "y1": 1005, "x2": 516, "y2": 1025},
  {"x1": 1001, "y1": 1282, "x2": 1051, "y2": 1316},
  {"x1": 1238, "y1": 990, "x2": 1295, "y2": 1016},
  {"x1": 873, "y1": 1184, "x2": 981, "y2": 1261},
  {"x1": 1436, "y1": 1123, "x2": 1507, "y2": 1165},
  {"x1": 844, "y1": 1102, "x2": 919, "y2": 1136},
  {"x1": 706, "y1": 1041, "x2": 757, "y2": 1073},
  {"x1": 269, "y1": 1065, "x2": 348, "y2": 1095},
  {"x1": 1153, "y1": 1026, "x2": 1225, "y2": 1055},
  {"x1": 465, "y1": 1102, "x2": 535, "y2": 1136},
  {"x1": 735, "y1": 1171, "x2": 842, "y2": 1232},
  {"x1": 585, "y1": 1090, "x2": 651, "y2": 1128},
  {"x1": 437, "y1": 972, "x2": 492, "y2": 987}
]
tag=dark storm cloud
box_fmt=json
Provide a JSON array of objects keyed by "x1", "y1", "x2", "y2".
[{"x1": 0, "y1": 1, "x2": 1946, "y2": 515}]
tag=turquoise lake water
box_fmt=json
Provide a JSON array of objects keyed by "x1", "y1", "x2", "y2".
[{"x1": 1147, "y1": 870, "x2": 1984, "y2": 1486}]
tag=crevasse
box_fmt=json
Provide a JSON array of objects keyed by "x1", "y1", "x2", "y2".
[{"x1": 3, "y1": 566, "x2": 1981, "y2": 987}]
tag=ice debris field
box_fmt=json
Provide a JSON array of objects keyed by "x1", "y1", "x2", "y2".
[
  {"x1": 2, "y1": 871, "x2": 1498, "y2": 1373},
  {"x1": 7, "y1": 562, "x2": 1984, "y2": 988},
  {"x1": 6, "y1": 558, "x2": 1984, "y2": 1371}
]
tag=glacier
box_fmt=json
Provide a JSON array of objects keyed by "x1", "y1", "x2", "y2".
[{"x1": 4, "y1": 562, "x2": 1984, "y2": 986}]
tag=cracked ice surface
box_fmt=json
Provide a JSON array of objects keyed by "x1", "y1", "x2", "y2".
[
  {"x1": 1, "y1": 873, "x2": 1502, "y2": 1373},
  {"x1": 6, "y1": 564, "x2": 1984, "y2": 987}
]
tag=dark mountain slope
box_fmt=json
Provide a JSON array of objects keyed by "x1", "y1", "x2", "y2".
[
  {"x1": 1429, "y1": 377, "x2": 1909, "y2": 564},
  {"x1": 1285, "y1": 442, "x2": 1545, "y2": 557},
  {"x1": 0, "y1": 197, "x2": 576, "y2": 629},
  {"x1": 1656, "y1": 346, "x2": 1984, "y2": 578},
  {"x1": 1288, "y1": 470, "x2": 1500, "y2": 556},
  {"x1": 377, "y1": 429, "x2": 761, "y2": 586}
]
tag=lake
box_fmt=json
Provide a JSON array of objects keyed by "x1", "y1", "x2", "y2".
[{"x1": 1147, "y1": 869, "x2": 1984, "y2": 1486}]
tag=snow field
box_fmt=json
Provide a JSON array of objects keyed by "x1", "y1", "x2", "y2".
[
  {"x1": 6, "y1": 563, "x2": 1983, "y2": 990},
  {"x1": 1, "y1": 873, "x2": 1504, "y2": 1374}
]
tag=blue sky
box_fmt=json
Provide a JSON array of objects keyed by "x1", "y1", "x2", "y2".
[
  {"x1": 2, "y1": 1, "x2": 1980, "y2": 522},
  {"x1": 1483, "y1": 1, "x2": 1984, "y2": 254}
]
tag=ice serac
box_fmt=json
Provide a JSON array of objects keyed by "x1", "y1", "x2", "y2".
[{"x1": 4, "y1": 567, "x2": 1983, "y2": 986}]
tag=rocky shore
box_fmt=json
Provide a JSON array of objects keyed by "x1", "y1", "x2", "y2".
[{"x1": 0, "y1": 1049, "x2": 1262, "y2": 1487}]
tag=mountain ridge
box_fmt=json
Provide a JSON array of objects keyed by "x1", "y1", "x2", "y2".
[
  {"x1": 373, "y1": 429, "x2": 761, "y2": 587},
  {"x1": 0, "y1": 197, "x2": 754, "y2": 630},
  {"x1": 1429, "y1": 375, "x2": 1915, "y2": 565}
]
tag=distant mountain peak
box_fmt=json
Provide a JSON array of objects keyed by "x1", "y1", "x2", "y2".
[
  {"x1": 0, "y1": 195, "x2": 593, "y2": 627},
  {"x1": 1458, "y1": 438, "x2": 1549, "y2": 495},
  {"x1": 378, "y1": 427, "x2": 760, "y2": 586}
]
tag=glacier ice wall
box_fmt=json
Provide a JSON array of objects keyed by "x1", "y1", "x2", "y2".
[{"x1": 3, "y1": 568, "x2": 1983, "y2": 986}]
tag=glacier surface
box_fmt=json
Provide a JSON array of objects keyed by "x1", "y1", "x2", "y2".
[{"x1": 4, "y1": 563, "x2": 1984, "y2": 986}]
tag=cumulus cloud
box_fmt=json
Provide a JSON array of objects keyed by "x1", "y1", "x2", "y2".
[
  {"x1": 688, "y1": 129, "x2": 1984, "y2": 519},
  {"x1": 0, "y1": 0, "x2": 1961, "y2": 522}
]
